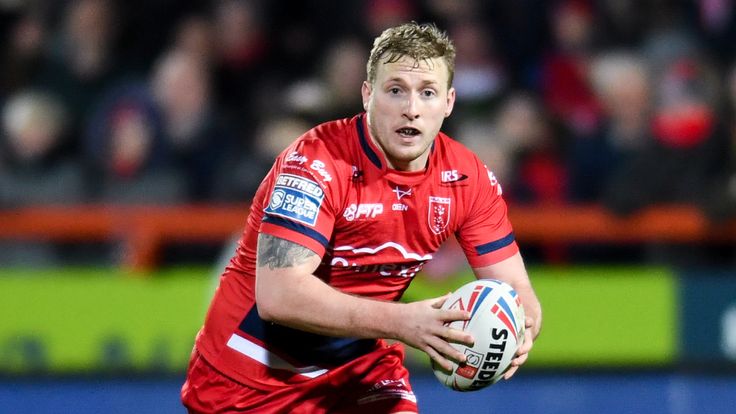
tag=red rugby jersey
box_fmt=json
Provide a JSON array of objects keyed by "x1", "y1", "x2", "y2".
[{"x1": 194, "y1": 114, "x2": 519, "y2": 390}]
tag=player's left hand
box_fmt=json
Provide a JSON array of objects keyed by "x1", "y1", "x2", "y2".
[{"x1": 502, "y1": 316, "x2": 535, "y2": 380}]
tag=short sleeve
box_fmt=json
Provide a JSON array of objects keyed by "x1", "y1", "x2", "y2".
[
  {"x1": 456, "y1": 160, "x2": 519, "y2": 268},
  {"x1": 259, "y1": 139, "x2": 341, "y2": 257}
]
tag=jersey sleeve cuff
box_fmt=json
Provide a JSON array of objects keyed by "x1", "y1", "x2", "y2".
[
  {"x1": 467, "y1": 240, "x2": 519, "y2": 268},
  {"x1": 260, "y1": 216, "x2": 328, "y2": 257}
]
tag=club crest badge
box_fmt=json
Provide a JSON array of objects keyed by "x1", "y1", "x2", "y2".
[{"x1": 428, "y1": 196, "x2": 451, "y2": 234}]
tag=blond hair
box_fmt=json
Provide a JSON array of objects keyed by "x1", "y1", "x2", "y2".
[{"x1": 367, "y1": 22, "x2": 456, "y2": 87}]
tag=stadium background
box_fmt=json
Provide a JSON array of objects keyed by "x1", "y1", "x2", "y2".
[{"x1": 1, "y1": 0, "x2": 736, "y2": 413}]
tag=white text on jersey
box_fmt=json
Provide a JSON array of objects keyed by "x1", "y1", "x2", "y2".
[{"x1": 343, "y1": 203, "x2": 384, "y2": 221}]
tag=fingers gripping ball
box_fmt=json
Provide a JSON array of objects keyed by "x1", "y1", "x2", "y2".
[{"x1": 432, "y1": 279, "x2": 525, "y2": 391}]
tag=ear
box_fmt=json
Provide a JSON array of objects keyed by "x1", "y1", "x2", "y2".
[
  {"x1": 361, "y1": 81, "x2": 372, "y2": 110},
  {"x1": 444, "y1": 87, "x2": 456, "y2": 118}
]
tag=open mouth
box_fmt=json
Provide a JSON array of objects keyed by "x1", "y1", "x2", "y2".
[{"x1": 396, "y1": 127, "x2": 421, "y2": 137}]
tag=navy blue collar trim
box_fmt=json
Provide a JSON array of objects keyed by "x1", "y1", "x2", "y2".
[{"x1": 356, "y1": 115, "x2": 382, "y2": 169}]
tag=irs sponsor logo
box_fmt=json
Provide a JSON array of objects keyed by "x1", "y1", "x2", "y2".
[
  {"x1": 310, "y1": 160, "x2": 332, "y2": 182},
  {"x1": 343, "y1": 203, "x2": 383, "y2": 221},
  {"x1": 428, "y1": 196, "x2": 451, "y2": 234},
  {"x1": 265, "y1": 174, "x2": 324, "y2": 226},
  {"x1": 392, "y1": 203, "x2": 408, "y2": 211},
  {"x1": 440, "y1": 169, "x2": 468, "y2": 183}
]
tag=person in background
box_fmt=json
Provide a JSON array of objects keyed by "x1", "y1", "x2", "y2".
[
  {"x1": 0, "y1": 90, "x2": 85, "y2": 266},
  {"x1": 181, "y1": 22, "x2": 541, "y2": 413}
]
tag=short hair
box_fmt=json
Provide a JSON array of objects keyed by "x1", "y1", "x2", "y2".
[{"x1": 367, "y1": 22, "x2": 456, "y2": 88}]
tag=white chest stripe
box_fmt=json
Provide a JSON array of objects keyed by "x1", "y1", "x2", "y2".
[
  {"x1": 333, "y1": 242, "x2": 433, "y2": 261},
  {"x1": 226, "y1": 333, "x2": 328, "y2": 379}
]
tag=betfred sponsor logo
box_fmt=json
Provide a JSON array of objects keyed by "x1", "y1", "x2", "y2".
[
  {"x1": 275, "y1": 174, "x2": 324, "y2": 198},
  {"x1": 266, "y1": 174, "x2": 324, "y2": 226}
]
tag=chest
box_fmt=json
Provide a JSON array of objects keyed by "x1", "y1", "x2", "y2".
[{"x1": 330, "y1": 176, "x2": 463, "y2": 262}]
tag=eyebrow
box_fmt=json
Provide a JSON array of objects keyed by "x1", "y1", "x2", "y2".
[{"x1": 383, "y1": 77, "x2": 440, "y2": 87}]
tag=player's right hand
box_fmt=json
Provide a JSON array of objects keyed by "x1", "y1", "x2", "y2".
[{"x1": 395, "y1": 293, "x2": 474, "y2": 372}]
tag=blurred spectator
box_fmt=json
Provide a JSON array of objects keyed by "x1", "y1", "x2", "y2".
[
  {"x1": 33, "y1": 0, "x2": 125, "y2": 154},
  {"x1": 540, "y1": 0, "x2": 602, "y2": 137},
  {"x1": 363, "y1": 0, "x2": 418, "y2": 37},
  {"x1": 602, "y1": 57, "x2": 730, "y2": 216},
  {"x1": 593, "y1": 0, "x2": 650, "y2": 48},
  {"x1": 703, "y1": 63, "x2": 736, "y2": 221},
  {"x1": 151, "y1": 50, "x2": 234, "y2": 200},
  {"x1": 0, "y1": 10, "x2": 47, "y2": 99},
  {"x1": 460, "y1": 92, "x2": 567, "y2": 205},
  {"x1": 0, "y1": 90, "x2": 84, "y2": 266},
  {"x1": 171, "y1": 14, "x2": 217, "y2": 65},
  {"x1": 284, "y1": 37, "x2": 367, "y2": 122},
  {"x1": 569, "y1": 52, "x2": 652, "y2": 202},
  {"x1": 214, "y1": 115, "x2": 310, "y2": 201},
  {"x1": 0, "y1": 90, "x2": 84, "y2": 206},
  {"x1": 447, "y1": 20, "x2": 508, "y2": 118},
  {"x1": 211, "y1": 0, "x2": 270, "y2": 140},
  {"x1": 84, "y1": 82, "x2": 185, "y2": 204}
]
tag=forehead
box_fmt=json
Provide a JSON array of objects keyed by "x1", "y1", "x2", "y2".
[{"x1": 375, "y1": 56, "x2": 449, "y2": 85}]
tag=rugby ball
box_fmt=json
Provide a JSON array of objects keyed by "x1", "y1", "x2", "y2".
[{"x1": 432, "y1": 279, "x2": 525, "y2": 391}]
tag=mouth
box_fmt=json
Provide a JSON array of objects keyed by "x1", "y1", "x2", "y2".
[{"x1": 396, "y1": 127, "x2": 421, "y2": 138}]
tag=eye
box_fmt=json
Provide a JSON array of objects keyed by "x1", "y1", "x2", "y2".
[
  {"x1": 422, "y1": 89, "x2": 436, "y2": 98},
  {"x1": 389, "y1": 87, "x2": 401, "y2": 95}
]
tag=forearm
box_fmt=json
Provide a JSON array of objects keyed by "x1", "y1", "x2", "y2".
[
  {"x1": 473, "y1": 252, "x2": 542, "y2": 337},
  {"x1": 256, "y1": 266, "x2": 403, "y2": 340}
]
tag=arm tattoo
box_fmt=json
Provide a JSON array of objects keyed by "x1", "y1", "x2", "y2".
[{"x1": 258, "y1": 234, "x2": 317, "y2": 270}]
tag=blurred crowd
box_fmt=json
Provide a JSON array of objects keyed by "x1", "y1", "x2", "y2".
[{"x1": 2, "y1": 0, "x2": 736, "y2": 220}]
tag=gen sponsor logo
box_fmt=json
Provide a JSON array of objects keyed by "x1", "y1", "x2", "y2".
[{"x1": 265, "y1": 174, "x2": 325, "y2": 226}]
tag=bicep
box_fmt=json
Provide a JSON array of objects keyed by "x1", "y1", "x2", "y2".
[
  {"x1": 255, "y1": 233, "x2": 323, "y2": 320},
  {"x1": 257, "y1": 233, "x2": 322, "y2": 272}
]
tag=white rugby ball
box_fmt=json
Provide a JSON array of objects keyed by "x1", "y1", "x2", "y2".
[{"x1": 432, "y1": 279, "x2": 525, "y2": 391}]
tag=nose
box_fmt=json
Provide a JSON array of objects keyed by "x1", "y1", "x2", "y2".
[{"x1": 403, "y1": 94, "x2": 420, "y2": 120}]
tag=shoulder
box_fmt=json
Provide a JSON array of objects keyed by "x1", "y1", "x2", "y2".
[
  {"x1": 274, "y1": 116, "x2": 357, "y2": 188},
  {"x1": 434, "y1": 132, "x2": 504, "y2": 196},
  {"x1": 435, "y1": 132, "x2": 486, "y2": 175}
]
